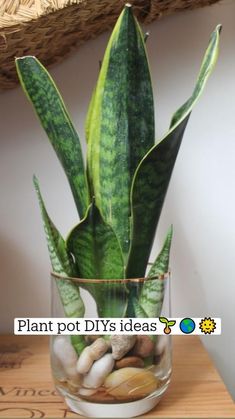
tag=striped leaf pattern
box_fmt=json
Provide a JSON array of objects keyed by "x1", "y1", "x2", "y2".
[
  {"x1": 67, "y1": 202, "x2": 127, "y2": 317},
  {"x1": 33, "y1": 176, "x2": 86, "y2": 354},
  {"x1": 133, "y1": 298, "x2": 148, "y2": 318},
  {"x1": 87, "y1": 5, "x2": 154, "y2": 258},
  {"x1": 138, "y1": 226, "x2": 173, "y2": 318},
  {"x1": 127, "y1": 25, "x2": 221, "y2": 278},
  {"x1": 16, "y1": 57, "x2": 90, "y2": 219}
]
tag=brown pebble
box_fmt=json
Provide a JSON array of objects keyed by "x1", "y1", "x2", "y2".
[
  {"x1": 115, "y1": 356, "x2": 144, "y2": 369},
  {"x1": 104, "y1": 367, "x2": 158, "y2": 398},
  {"x1": 132, "y1": 336, "x2": 154, "y2": 358},
  {"x1": 85, "y1": 335, "x2": 100, "y2": 344}
]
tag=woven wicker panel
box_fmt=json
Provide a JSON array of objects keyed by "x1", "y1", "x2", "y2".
[{"x1": 0, "y1": 0, "x2": 220, "y2": 91}]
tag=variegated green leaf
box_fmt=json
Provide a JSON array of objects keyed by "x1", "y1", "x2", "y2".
[
  {"x1": 85, "y1": 86, "x2": 96, "y2": 146},
  {"x1": 127, "y1": 25, "x2": 221, "y2": 278},
  {"x1": 33, "y1": 176, "x2": 86, "y2": 354},
  {"x1": 133, "y1": 298, "x2": 148, "y2": 318},
  {"x1": 67, "y1": 202, "x2": 127, "y2": 317},
  {"x1": 16, "y1": 57, "x2": 89, "y2": 219},
  {"x1": 87, "y1": 4, "x2": 154, "y2": 258},
  {"x1": 148, "y1": 225, "x2": 173, "y2": 277},
  {"x1": 137, "y1": 226, "x2": 173, "y2": 318},
  {"x1": 126, "y1": 226, "x2": 172, "y2": 317}
]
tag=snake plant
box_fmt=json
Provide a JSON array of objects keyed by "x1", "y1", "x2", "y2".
[{"x1": 16, "y1": 5, "x2": 221, "y2": 353}]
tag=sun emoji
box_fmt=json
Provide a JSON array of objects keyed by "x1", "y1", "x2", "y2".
[{"x1": 199, "y1": 317, "x2": 216, "y2": 334}]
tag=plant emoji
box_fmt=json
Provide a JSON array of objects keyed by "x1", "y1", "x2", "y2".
[{"x1": 159, "y1": 317, "x2": 176, "y2": 334}]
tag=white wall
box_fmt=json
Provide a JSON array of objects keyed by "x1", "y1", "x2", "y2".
[{"x1": 0, "y1": 0, "x2": 234, "y2": 400}]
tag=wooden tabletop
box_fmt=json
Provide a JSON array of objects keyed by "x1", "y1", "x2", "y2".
[{"x1": 0, "y1": 335, "x2": 234, "y2": 418}]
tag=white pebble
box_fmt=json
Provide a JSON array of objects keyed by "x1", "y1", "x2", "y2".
[
  {"x1": 77, "y1": 338, "x2": 108, "y2": 374},
  {"x1": 77, "y1": 347, "x2": 94, "y2": 374},
  {"x1": 83, "y1": 354, "x2": 114, "y2": 388}
]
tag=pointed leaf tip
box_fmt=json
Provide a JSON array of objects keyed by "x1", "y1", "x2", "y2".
[
  {"x1": 144, "y1": 32, "x2": 150, "y2": 43},
  {"x1": 217, "y1": 24, "x2": 222, "y2": 33},
  {"x1": 16, "y1": 55, "x2": 36, "y2": 62},
  {"x1": 168, "y1": 224, "x2": 173, "y2": 236},
  {"x1": 33, "y1": 175, "x2": 40, "y2": 194},
  {"x1": 33, "y1": 174, "x2": 39, "y2": 184}
]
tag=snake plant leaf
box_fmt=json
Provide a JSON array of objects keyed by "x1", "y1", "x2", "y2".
[
  {"x1": 67, "y1": 202, "x2": 127, "y2": 317},
  {"x1": 87, "y1": 4, "x2": 155, "y2": 258},
  {"x1": 133, "y1": 298, "x2": 148, "y2": 318},
  {"x1": 137, "y1": 226, "x2": 173, "y2": 318},
  {"x1": 16, "y1": 57, "x2": 90, "y2": 219},
  {"x1": 148, "y1": 225, "x2": 173, "y2": 277},
  {"x1": 126, "y1": 226, "x2": 172, "y2": 317},
  {"x1": 33, "y1": 176, "x2": 86, "y2": 354},
  {"x1": 85, "y1": 86, "x2": 96, "y2": 146},
  {"x1": 127, "y1": 25, "x2": 221, "y2": 278}
]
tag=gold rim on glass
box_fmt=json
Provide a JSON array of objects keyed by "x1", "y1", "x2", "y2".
[{"x1": 51, "y1": 271, "x2": 170, "y2": 284}]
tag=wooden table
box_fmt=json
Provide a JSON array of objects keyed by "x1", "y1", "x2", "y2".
[{"x1": 0, "y1": 335, "x2": 234, "y2": 418}]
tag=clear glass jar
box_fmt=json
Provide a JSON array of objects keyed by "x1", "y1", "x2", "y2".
[{"x1": 50, "y1": 273, "x2": 172, "y2": 418}]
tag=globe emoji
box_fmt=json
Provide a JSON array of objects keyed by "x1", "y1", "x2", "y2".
[{"x1": 180, "y1": 318, "x2": 195, "y2": 334}]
